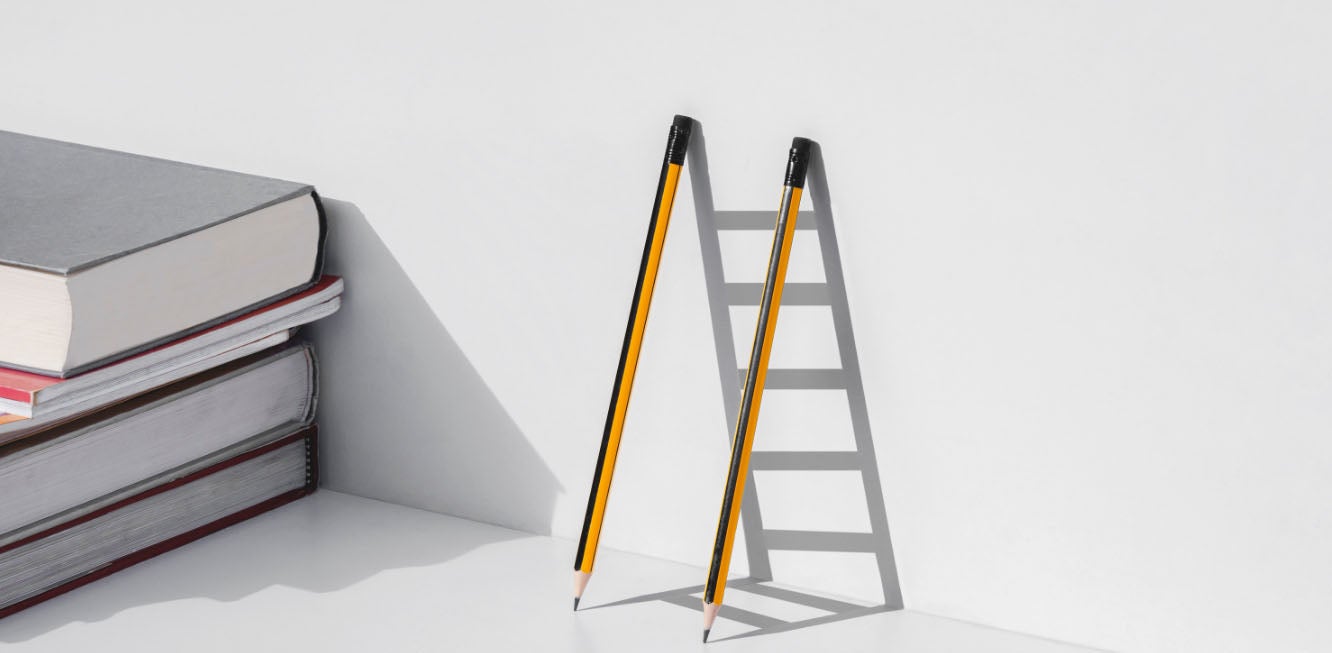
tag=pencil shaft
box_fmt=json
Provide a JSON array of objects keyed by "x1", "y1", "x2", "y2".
[
  {"x1": 575, "y1": 118, "x2": 690, "y2": 574},
  {"x1": 704, "y1": 182, "x2": 803, "y2": 604}
]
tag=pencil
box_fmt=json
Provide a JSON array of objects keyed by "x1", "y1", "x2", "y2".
[
  {"x1": 573, "y1": 115, "x2": 693, "y2": 611},
  {"x1": 701, "y1": 137, "x2": 812, "y2": 642}
]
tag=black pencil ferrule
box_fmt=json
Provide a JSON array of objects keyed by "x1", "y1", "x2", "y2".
[
  {"x1": 784, "y1": 137, "x2": 813, "y2": 188},
  {"x1": 665, "y1": 115, "x2": 693, "y2": 165}
]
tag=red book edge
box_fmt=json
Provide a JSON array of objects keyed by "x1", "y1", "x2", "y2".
[
  {"x1": 0, "y1": 276, "x2": 341, "y2": 404},
  {"x1": 0, "y1": 424, "x2": 318, "y2": 620}
]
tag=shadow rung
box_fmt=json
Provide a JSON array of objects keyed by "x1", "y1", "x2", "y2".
[
  {"x1": 763, "y1": 530, "x2": 877, "y2": 552},
  {"x1": 750, "y1": 451, "x2": 865, "y2": 471},
  {"x1": 738, "y1": 368, "x2": 845, "y2": 390},
  {"x1": 726, "y1": 282, "x2": 830, "y2": 306},
  {"x1": 659, "y1": 594, "x2": 788, "y2": 629},
  {"x1": 738, "y1": 582, "x2": 867, "y2": 614},
  {"x1": 713, "y1": 210, "x2": 817, "y2": 231}
]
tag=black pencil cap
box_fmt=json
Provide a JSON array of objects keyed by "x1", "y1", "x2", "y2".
[
  {"x1": 784, "y1": 137, "x2": 813, "y2": 189},
  {"x1": 666, "y1": 115, "x2": 694, "y2": 165}
]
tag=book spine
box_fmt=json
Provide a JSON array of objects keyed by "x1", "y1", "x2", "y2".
[
  {"x1": 305, "y1": 424, "x2": 319, "y2": 494},
  {"x1": 309, "y1": 190, "x2": 330, "y2": 281}
]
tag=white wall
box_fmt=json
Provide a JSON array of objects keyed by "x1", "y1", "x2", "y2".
[{"x1": 4, "y1": 2, "x2": 1331, "y2": 651}]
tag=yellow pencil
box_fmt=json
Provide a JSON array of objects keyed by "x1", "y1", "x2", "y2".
[
  {"x1": 702, "y1": 137, "x2": 812, "y2": 641},
  {"x1": 573, "y1": 115, "x2": 693, "y2": 610}
]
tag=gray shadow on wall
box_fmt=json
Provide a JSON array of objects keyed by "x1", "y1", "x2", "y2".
[
  {"x1": 306, "y1": 199, "x2": 561, "y2": 534},
  {"x1": 691, "y1": 132, "x2": 902, "y2": 610}
]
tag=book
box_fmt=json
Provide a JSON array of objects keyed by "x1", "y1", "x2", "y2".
[
  {"x1": 0, "y1": 343, "x2": 315, "y2": 532},
  {"x1": 0, "y1": 275, "x2": 341, "y2": 419},
  {"x1": 0, "y1": 130, "x2": 328, "y2": 377},
  {"x1": 0, "y1": 332, "x2": 290, "y2": 444},
  {"x1": 0, "y1": 423, "x2": 317, "y2": 619}
]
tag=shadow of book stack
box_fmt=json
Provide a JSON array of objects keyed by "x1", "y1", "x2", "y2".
[
  {"x1": 597, "y1": 129, "x2": 903, "y2": 641},
  {"x1": 0, "y1": 131, "x2": 344, "y2": 619}
]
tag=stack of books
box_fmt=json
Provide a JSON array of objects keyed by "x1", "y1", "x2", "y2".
[{"x1": 0, "y1": 131, "x2": 342, "y2": 618}]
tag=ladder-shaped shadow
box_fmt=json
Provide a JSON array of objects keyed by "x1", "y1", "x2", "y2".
[{"x1": 586, "y1": 125, "x2": 902, "y2": 641}]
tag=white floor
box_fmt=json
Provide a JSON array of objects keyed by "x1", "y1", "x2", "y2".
[{"x1": 0, "y1": 491, "x2": 1100, "y2": 652}]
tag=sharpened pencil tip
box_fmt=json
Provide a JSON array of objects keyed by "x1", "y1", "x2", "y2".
[
  {"x1": 703, "y1": 629, "x2": 710, "y2": 643},
  {"x1": 573, "y1": 597, "x2": 580, "y2": 611}
]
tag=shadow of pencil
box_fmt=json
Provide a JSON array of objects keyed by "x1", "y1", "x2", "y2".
[
  {"x1": 803, "y1": 140, "x2": 904, "y2": 611},
  {"x1": 584, "y1": 125, "x2": 903, "y2": 641}
]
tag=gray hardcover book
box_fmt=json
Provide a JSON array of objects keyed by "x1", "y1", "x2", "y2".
[
  {"x1": 0, "y1": 131, "x2": 327, "y2": 377},
  {"x1": 0, "y1": 423, "x2": 318, "y2": 619},
  {"x1": 0, "y1": 342, "x2": 317, "y2": 536}
]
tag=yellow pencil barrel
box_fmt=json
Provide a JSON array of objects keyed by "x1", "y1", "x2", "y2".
[{"x1": 575, "y1": 116, "x2": 692, "y2": 574}]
